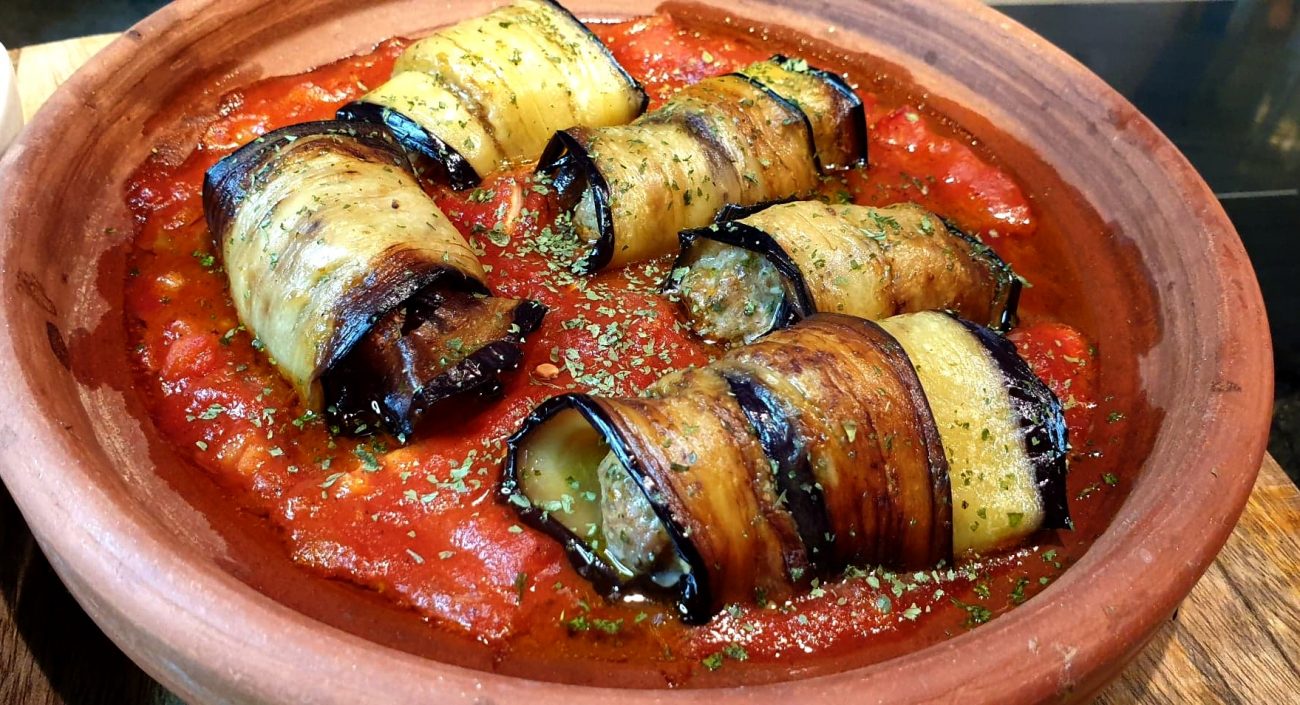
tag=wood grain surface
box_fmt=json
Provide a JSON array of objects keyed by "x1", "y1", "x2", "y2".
[{"x1": 1, "y1": 33, "x2": 1296, "y2": 705}]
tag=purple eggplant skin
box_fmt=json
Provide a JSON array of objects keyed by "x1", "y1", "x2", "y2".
[
  {"x1": 323, "y1": 296, "x2": 546, "y2": 438},
  {"x1": 724, "y1": 373, "x2": 834, "y2": 575},
  {"x1": 498, "y1": 393, "x2": 713, "y2": 624},
  {"x1": 335, "y1": 101, "x2": 483, "y2": 190},
  {"x1": 536, "y1": 129, "x2": 618, "y2": 273},
  {"x1": 956, "y1": 316, "x2": 1072, "y2": 530}
]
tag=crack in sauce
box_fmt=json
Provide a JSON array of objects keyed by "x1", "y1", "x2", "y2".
[{"x1": 123, "y1": 10, "x2": 1148, "y2": 687}]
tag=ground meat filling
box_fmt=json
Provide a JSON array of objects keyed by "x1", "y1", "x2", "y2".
[
  {"x1": 676, "y1": 241, "x2": 786, "y2": 345},
  {"x1": 596, "y1": 451, "x2": 674, "y2": 579}
]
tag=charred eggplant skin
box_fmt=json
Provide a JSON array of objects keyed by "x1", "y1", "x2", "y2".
[
  {"x1": 537, "y1": 131, "x2": 617, "y2": 270},
  {"x1": 499, "y1": 393, "x2": 712, "y2": 623},
  {"x1": 334, "y1": 102, "x2": 481, "y2": 190},
  {"x1": 204, "y1": 120, "x2": 544, "y2": 436},
  {"x1": 324, "y1": 296, "x2": 546, "y2": 437},
  {"x1": 958, "y1": 319, "x2": 1071, "y2": 529}
]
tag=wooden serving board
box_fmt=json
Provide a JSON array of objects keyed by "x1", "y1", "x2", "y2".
[{"x1": 3, "y1": 34, "x2": 1298, "y2": 705}]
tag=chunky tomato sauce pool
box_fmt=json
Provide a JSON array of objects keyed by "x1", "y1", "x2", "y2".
[{"x1": 124, "y1": 10, "x2": 1140, "y2": 687}]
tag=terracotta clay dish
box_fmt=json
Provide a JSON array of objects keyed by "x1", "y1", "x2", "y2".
[{"x1": 0, "y1": 0, "x2": 1273, "y2": 702}]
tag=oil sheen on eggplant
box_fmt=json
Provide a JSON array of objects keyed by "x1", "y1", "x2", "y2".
[
  {"x1": 337, "y1": 0, "x2": 647, "y2": 189},
  {"x1": 501, "y1": 313, "x2": 1069, "y2": 622},
  {"x1": 538, "y1": 57, "x2": 867, "y2": 272},
  {"x1": 669, "y1": 201, "x2": 1020, "y2": 345},
  {"x1": 202, "y1": 121, "x2": 545, "y2": 437}
]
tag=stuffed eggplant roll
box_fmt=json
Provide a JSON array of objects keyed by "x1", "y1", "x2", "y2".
[
  {"x1": 501, "y1": 313, "x2": 1068, "y2": 621},
  {"x1": 203, "y1": 121, "x2": 544, "y2": 438},
  {"x1": 539, "y1": 57, "x2": 868, "y2": 272},
  {"x1": 337, "y1": 0, "x2": 646, "y2": 189},
  {"x1": 669, "y1": 201, "x2": 1019, "y2": 345},
  {"x1": 501, "y1": 367, "x2": 810, "y2": 623}
]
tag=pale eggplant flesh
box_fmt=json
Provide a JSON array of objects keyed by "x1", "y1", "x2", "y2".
[
  {"x1": 879, "y1": 311, "x2": 1069, "y2": 554},
  {"x1": 203, "y1": 120, "x2": 544, "y2": 438},
  {"x1": 337, "y1": 0, "x2": 646, "y2": 189}
]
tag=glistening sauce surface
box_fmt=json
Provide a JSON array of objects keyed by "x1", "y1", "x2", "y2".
[{"x1": 123, "y1": 10, "x2": 1143, "y2": 687}]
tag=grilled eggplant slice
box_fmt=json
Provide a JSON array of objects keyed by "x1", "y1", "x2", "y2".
[
  {"x1": 203, "y1": 121, "x2": 544, "y2": 437},
  {"x1": 540, "y1": 57, "x2": 866, "y2": 272},
  {"x1": 879, "y1": 311, "x2": 1069, "y2": 554},
  {"x1": 337, "y1": 0, "x2": 646, "y2": 189},
  {"x1": 669, "y1": 201, "x2": 1019, "y2": 345},
  {"x1": 714, "y1": 315, "x2": 953, "y2": 571},
  {"x1": 501, "y1": 367, "x2": 808, "y2": 623},
  {"x1": 736, "y1": 55, "x2": 867, "y2": 170}
]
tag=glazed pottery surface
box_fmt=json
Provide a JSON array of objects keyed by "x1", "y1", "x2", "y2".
[{"x1": 0, "y1": 0, "x2": 1272, "y2": 703}]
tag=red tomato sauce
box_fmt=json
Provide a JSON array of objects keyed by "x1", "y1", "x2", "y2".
[{"x1": 124, "y1": 11, "x2": 1133, "y2": 686}]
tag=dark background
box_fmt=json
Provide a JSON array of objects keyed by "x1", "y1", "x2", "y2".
[{"x1": 0, "y1": 1, "x2": 1296, "y2": 703}]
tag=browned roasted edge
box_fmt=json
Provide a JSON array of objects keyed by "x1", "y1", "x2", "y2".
[{"x1": 498, "y1": 393, "x2": 714, "y2": 623}]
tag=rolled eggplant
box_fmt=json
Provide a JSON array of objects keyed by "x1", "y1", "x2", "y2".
[
  {"x1": 879, "y1": 311, "x2": 1070, "y2": 554},
  {"x1": 668, "y1": 201, "x2": 1019, "y2": 345},
  {"x1": 501, "y1": 312, "x2": 1068, "y2": 621},
  {"x1": 337, "y1": 0, "x2": 647, "y2": 189},
  {"x1": 203, "y1": 121, "x2": 545, "y2": 438},
  {"x1": 539, "y1": 57, "x2": 867, "y2": 272}
]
